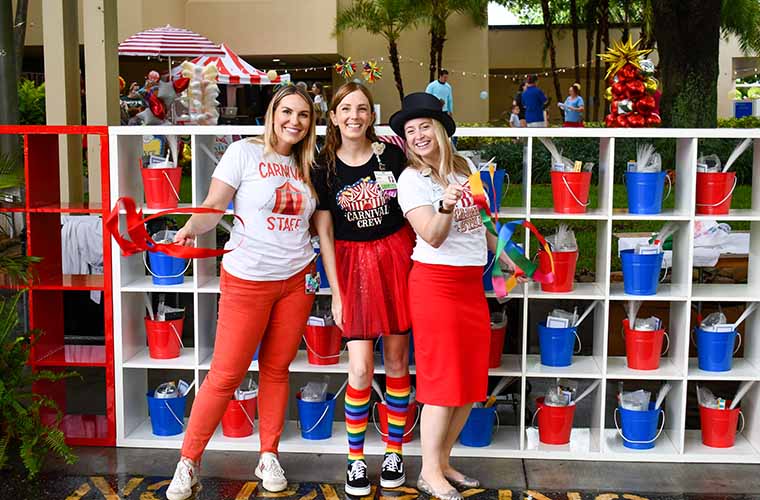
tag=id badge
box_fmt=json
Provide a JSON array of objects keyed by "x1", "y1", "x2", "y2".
[
  {"x1": 374, "y1": 170, "x2": 397, "y2": 193},
  {"x1": 305, "y1": 273, "x2": 320, "y2": 294}
]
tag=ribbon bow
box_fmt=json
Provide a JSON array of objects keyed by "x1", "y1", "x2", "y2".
[{"x1": 105, "y1": 197, "x2": 243, "y2": 259}]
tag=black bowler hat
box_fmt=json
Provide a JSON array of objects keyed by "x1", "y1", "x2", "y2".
[{"x1": 389, "y1": 92, "x2": 456, "y2": 138}]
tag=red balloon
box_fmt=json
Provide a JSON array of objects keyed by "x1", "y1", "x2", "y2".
[
  {"x1": 616, "y1": 114, "x2": 629, "y2": 127},
  {"x1": 605, "y1": 114, "x2": 616, "y2": 127},
  {"x1": 147, "y1": 92, "x2": 166, "y2": 120},
  {"x1": 628, "y1": 113, "x2": 646, "y2": 128},
  {"x1": 636, "y1": 95, "x2": 656, "y2": 115},
  {"x1": 173, "y1": 77, "x2": 190, "y2": 93},
  {"x1": 620, "y1": 64, "x2": 638, "y2": 82},
  {"x1": 612, "y1": 82, "x2": 627, "y2": 98},
  {"x1": 646, "y1": 113, "x2": 662, "y2": 126},
  {"x1": 627, "y1": 80, "x2": 646, "y2": 98}
]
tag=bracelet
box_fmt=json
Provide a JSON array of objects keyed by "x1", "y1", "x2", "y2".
[{"x1": 438, "y1": 205, "x2": 453, "y2": 214}]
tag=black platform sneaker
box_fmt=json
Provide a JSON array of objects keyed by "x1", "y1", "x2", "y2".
[
  {"x1": 380, "y1": 452, "x2": 406, "y2": 488},
  {"x1": 345, "y1": 459, "x2": 371, "y2": 497}
]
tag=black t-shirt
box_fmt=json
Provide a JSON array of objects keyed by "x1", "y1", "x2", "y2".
[{"x1": 312, "y1": 142, "x2": 407, "y2": 242}]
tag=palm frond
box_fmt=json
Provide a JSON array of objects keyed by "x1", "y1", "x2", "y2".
[
  {"x1": 451, "y1": 0, "x2": 489, "y2": 27},
  {"x1": 43, "y1": 428, "x2": 77, "y2": 465},
  {"x1": 0, "y1": 432, "x2": 10, "y2": 470},
  {"x1": 335, "y1": 0, "x2": 382, "y2": 36},
  {"x1": 721, "y1": 0, "x2": 760, "y2": 53}
]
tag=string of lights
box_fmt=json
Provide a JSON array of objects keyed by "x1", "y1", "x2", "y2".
[{"x1": 275, "y1": 53, "x2": 602, "y2": 83}]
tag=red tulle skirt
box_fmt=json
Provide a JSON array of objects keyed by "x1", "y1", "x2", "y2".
[{"x1": 334, "y1": 226, "x2": 414, "y2": 340}]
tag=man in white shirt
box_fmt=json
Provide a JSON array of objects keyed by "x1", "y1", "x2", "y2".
[{"x1": 425, "y1": 69, "x2": 453, "y2": 118}]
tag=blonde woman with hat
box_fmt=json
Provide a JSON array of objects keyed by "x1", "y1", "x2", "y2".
[{"x1": 392, "y1": 92, "x2": 521, "y2": 499}]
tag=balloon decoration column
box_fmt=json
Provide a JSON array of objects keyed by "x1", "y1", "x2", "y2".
[
  {"x1": 177, "y1": 61, "x2": 221, "y2": 125},
  {"x1": 600, "y1": 38, "x2": 662, "y2": 128}
]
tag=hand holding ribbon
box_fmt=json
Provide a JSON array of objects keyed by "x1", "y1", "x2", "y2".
[{"x1": 468, "y1": 171, "x2": 555, "y2": 298}]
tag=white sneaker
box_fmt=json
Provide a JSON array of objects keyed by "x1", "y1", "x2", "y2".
[
  {"x1": 255, "y1": 452, "x2": 288, "y2": 492},
  {"x1": 166, "y1": 458, "x2": 199, "y2": 500}
]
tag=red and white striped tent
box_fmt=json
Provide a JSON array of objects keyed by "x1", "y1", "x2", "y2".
[
  {"x1": 172, "y1": 43, "x2": 290, "y2": 85},
  {"x1": 118, "y1": 25, "x2": 224, "y2": 57}
]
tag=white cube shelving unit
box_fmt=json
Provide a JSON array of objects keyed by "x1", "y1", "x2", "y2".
[{"x1": 111, "y1": 126, "x2": 760, "y2": 462}]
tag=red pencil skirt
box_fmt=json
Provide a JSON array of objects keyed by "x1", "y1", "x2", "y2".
[{"x1": 408, "y1": 262, "x2": 490, "y2": 406}]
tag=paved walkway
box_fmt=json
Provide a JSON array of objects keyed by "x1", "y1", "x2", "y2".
[{"x1": 3, "y1": 448, "x2": 760, "y2": 499}]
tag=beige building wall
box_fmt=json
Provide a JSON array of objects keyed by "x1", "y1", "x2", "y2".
[
  {"x1": 336, "y1": 0, "x2": 489, "y2": 123},
  {"x1": 26, "y1": 0, "x2": 337, "y2": 56}
]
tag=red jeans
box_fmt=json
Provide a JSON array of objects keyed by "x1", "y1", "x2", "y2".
[{"x1": 181, "y1": 264, "x2": 315, "y2": 462}]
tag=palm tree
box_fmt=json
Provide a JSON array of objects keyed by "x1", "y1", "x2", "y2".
[
  {"x1": 569, "y1": 0, "x2": 581, "y2": 83},
  {"x1": 335, "y1": 0, "x2": 425, "y2": 103},
  {"x1": 420, "y1": 0, "x2": 488, "y2": 82},
  {"x1": 652, "y1": 0, "x2": 760, "y2": 127},
  {"x1": 13, "y1": 0, "x2": 29, "y2": 80},
  {"x1": 0, "y1": 1, "x2": 20, "y2": 156},
  {"x1": 539, "y1": 0, "x2": 562, "y2": 106}
]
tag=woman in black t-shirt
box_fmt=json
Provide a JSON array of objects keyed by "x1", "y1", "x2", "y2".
[{"x1": 311, "y1": 82, "x2": 413, "y2": 496}]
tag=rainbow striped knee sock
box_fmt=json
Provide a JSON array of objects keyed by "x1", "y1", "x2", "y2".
[
  {"x1": 384, "y1": 374, "x2": 411, "y2": 455},
  {"x1": 345, "y1": 384, "x2": 371, "y2": 463}
]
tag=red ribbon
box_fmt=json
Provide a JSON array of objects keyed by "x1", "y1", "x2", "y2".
[{"x1": 105, "y1": 197, "x2": 244, "y2": 259}]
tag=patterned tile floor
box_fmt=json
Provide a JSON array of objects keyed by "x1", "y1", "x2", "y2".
[{"x1": 2, "y1": 475, "x2": 760, "y2": 500}]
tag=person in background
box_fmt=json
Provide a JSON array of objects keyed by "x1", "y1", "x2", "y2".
[
  {"x1": 296, "y1": 81, "x2": 309, "y2": 93},
  {"x1": 558, "y1": 83, "x2": 585, "y2": 127},
  {"x1": 312, "y1": 82, "x2": 413, "y2": 496},
  {"x1": 512, "y1": 81, "x2": 527, "y2": 127},
  {"x1": 127, "y1": 82, "x2": 141, "y2": 99},
  {"x1": 312, "y1": 82, "x2": 328, "y2": 125},
  {"x1": 166, "y1": 85, "x2": 318, "y2": 500},
  {"x1": 522, "y1": 75, "x2": 547, "y2": 127},
  {"x1": 509, "y1": 104, "x2": 521, "y2": 128},
  {"x1": 425, "y1": 69, "x2": 453, "y2": 118},
  {"x1": 392, "y1": 92, "x2": 522, "y2": 500}
]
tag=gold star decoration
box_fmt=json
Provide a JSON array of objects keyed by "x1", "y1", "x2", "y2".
[{"x1": 598, "y1": 37, "x2": 653, "y2": 81}]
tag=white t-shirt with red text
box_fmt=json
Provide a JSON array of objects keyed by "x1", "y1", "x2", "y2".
[
  {"x1": 213, "y1": 139, "x2": 316, "y2": 281},
  {"x1": 397, "y1": 158, "x2": 487, "y2": 267}
]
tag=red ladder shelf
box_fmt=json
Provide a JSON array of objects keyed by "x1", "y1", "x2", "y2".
[{"x1": 0, "y1": 125, "x2": 114, "y2": 446}]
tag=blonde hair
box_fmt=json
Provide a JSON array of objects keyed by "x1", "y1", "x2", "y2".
[
  {"x1": 250, "y1": 85, "x2": 317, "y2": 194},
  {"x1": 406, "y1": 119, "x2": 470, "y2": 186}
]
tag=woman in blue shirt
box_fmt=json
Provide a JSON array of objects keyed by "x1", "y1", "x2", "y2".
[{"x1": 559, "y1": 83, "x2": 585, "y2": 127}]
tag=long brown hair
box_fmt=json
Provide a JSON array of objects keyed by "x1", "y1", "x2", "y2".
[
  {"x1": 316, "y1": 82, "x2": 378, "y2": 185},
  {"x1": 406, "y1": 119, "x2": 470, "y2": 187},
  {"x1": 250, "y1": 85, "x2": 317, "y2": 194}
]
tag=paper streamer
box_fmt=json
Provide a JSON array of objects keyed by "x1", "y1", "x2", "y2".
[{"x1": 468, "y1": 171, "x2": 555, "y2": 298}]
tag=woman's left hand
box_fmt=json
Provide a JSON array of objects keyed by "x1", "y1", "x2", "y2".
[{"x1": 499, "y1": 251, "x2": 528, "y2": 284}]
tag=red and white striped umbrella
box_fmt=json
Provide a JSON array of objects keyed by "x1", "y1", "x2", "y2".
[
  {"x1": 172, "y1": 43, "x2": 290, "y2": 85},
  {"x1": 118, "y1": 25, "x2": 224, "y2": 57}
]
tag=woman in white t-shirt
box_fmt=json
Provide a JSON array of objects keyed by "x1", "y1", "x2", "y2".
[
  {"x1": 392, "y1": 93, "x2": 520, "y2": 500},
  {"x1": 166, "y1": 85, "x2": 318, "y2": 500}
]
